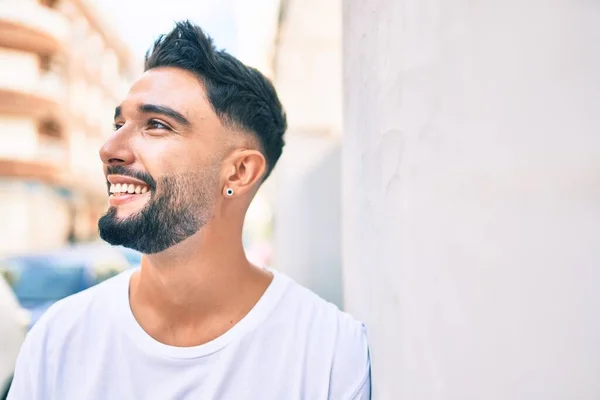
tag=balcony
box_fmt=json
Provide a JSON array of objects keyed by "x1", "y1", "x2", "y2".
[
  {"x1": 0, "y1": 76, "x2": 66, "y2": 120},
  {"x1": 0, "y1": 156, "x2": 65, "y2": 186},
  {"x1": 0, "y1": 136, "x2": 107, "y2": 201},
  {"x1": 0, "y1": 0, "x2": 69, "y2": 55},
  {"x1": 0, "y1": 114, "x2": 71, "y2": 189},
  {"x1": 0, "y1": 115, "x2": 107, "y2": 201},
  {"x1": 0, "y1": 48, "x2": 67, "y2": 125}
]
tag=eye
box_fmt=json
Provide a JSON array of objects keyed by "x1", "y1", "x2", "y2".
[
  {"x1": 113, "y1": 123, "x2": 123, "y2": 131},
  {"x1": 147, "y1": 120, "x2": 170, "y2": 130}
]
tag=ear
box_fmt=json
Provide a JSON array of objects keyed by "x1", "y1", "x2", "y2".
[{"x1": 222, "y1": 149, "x2": 267, "y2": 198}]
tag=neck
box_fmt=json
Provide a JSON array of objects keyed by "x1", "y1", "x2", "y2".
[{"x1": 128, "y1": 218, "x2": 272, "y2": 346}]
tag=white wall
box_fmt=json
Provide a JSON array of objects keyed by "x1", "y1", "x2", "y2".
[{"x1": 342, "y1": 0, "x2": 600, "y2": 398}]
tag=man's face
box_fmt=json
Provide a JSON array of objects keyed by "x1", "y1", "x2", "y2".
[{"x1": 98, "y1": 67, "x2": 225, "y2": 254}]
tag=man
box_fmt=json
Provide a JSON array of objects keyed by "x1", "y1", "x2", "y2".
[{"x1": 8, "y1": 21, "x2": 370, "y2": 399}]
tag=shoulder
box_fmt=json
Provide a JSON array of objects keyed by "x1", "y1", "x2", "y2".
[
  {"x1": 274, "y1": 272, "x2": 371, "y2": 398},
  {"x1": 27, "y1": 269, "x2": 131, "y2": 346},
  {"x1": 277, "y1": 272, "x2": 366, "y2": 337},
  {"x1": 281, "y1": 275, "x2": 366, "y2": 338},
  {"x1": 8, "y1": 270, "x2": 132, "y2": 397}
]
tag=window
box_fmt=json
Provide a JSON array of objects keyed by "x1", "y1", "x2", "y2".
[
  {"x1": 38, "y1": 119, "x2": 62, "y2": 138},
  {"x1": 40, "y1": 0, "x2": 59, "y2": 8},
  {"x1": 39, "y1": 55, "x2": 51, "y2": 72}
]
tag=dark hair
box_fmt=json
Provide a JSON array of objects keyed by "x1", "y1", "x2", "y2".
[{"x1": 145, "y1": 21, "x2": 287, "y2": 180}]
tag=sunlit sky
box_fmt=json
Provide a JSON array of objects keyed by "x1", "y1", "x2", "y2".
[
  {"x1": 92, "y1": 0, "x2": 280, "y2": 75},
  {"x1": 92, "y1": 0, "x2": 239, "y2": 57}
]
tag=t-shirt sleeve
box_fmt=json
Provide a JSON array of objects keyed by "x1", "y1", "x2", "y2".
[
  {"x1": 328, "y1": 317, "x2": 372, "y2": 399},
  {"x1": 7, "y1": 315, "x2": 50, "y2": 399},
  {"x1": 351, "y1": 372, "x2": 371, "y2": 400}
]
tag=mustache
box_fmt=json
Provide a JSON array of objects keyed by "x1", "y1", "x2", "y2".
[{"x1": 105, "y1": 165, "x2": 157, "y2": 190}]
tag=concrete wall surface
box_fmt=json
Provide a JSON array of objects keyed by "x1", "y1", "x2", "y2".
[{"x1": 342, "y1": 0, "x2": 600, "y2": 398}]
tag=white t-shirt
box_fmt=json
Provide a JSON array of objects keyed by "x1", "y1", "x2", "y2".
[{"x1": 8, "y1": 268, "x2": 371, "y2": 399}]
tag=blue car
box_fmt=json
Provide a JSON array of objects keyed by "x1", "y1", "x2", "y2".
[{"x1": 1, "y1": 243, "x2": 139, "y2": 329}]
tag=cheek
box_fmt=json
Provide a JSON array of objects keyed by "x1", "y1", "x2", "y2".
[
  {"x1": 187, "y1": 162, "x2": 223, "y2": 198},
  {"x1": 133, "y1": 140, "x2": 182, "y2": 176},
  {"x1": 133, "y1": 138, "x2": 223, "y2": 184}
]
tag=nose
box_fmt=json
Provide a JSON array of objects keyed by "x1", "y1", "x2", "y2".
[{"x1": 99, "y1": 127, "x2": 135, "y2": 167}]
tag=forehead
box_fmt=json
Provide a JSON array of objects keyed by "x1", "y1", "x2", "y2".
[{"x1": 121, "y1": 67, "x2": 215, "y2": 121}]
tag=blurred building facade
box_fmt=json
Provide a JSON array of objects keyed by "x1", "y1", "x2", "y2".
[
  {"x1": 268, "y1": 0, "x2": 344, "y2": 307},
  {"x1": 0, "y1": 0, "x2": 138, "y2": 256}
]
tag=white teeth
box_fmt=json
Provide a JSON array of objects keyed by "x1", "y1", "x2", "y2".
[{"x1": 108, "y1": 182, "x2": 149, "y2": 196}]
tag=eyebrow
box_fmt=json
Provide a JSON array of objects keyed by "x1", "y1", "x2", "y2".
[{"x1": 113, "y1": 104, "x2": 191, "y2": 126}]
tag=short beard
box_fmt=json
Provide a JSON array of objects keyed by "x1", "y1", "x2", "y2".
[{"x1": 98, "y1": 169, "x2": 217, "y2": 254}]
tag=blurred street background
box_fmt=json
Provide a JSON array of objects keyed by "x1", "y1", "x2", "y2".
[{"x1": 1, "y1": 0, "x2": 599, "y2": 398}]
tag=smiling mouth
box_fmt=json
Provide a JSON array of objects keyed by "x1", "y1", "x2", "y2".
[{"x1": 109, "y1": 183, "x2": 150, "y2": 197}]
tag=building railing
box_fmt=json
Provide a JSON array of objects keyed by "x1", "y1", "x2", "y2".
[
  {"x1": 0, "y1": 49, "x2": 67, "y2": 104},
  {"x1": 0, "y1": 1, "x2": 69, "y2": 45}
]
